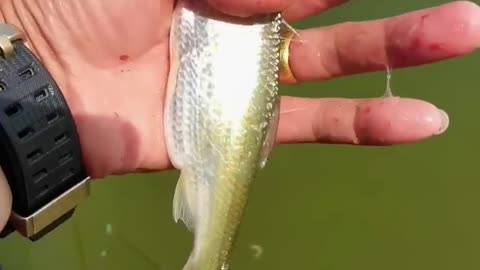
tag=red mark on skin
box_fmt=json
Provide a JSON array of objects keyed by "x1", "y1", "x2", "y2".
[
  {"x1": 410, "y1": 14, "x2": 431, "y2": 50},
  {"x1": 387, "y1": 13, "x2": 433, "y2": 67},
  {"x1": 410, "y1": 38, "x2": 422, "y2": 50},
  {"x1": 429, "y1": 43, "x2": 441, "y2": 51},
  {"x1": 363, "y1": 107, "x2": 371, "y2": 114},
  {"x1": 119, "y1": 55, "x2": 129, "y2": 61},
  {"x1": 420, "y1": 14, "x2": 430, "y2": 22},
  {"x1": 428, "y1": 43, "x2": 451, "y2": 53}
]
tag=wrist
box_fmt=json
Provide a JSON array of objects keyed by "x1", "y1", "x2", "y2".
[
  {"x1": 0, "y1": 1, "x2": 172, "y2": 177},
  {"x1": 0, "y1": 20, "x2": 91, "y2": 240},
  {"x1": 0, "y1": 1, "x2": 160, "y2": 178},
  {"x1": 0, "y1": 1, "x2": 91, "y2": 167}
]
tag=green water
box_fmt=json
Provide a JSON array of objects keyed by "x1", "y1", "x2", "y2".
[{"x1": 2, "y1": 0, "x2": 480, "y2": 269}]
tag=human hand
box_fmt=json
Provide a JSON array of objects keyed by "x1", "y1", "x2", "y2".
[{"x1": 0, "y1": 0, "x2": 479, "y2": 231}]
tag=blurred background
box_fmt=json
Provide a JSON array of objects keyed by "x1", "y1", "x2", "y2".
[{"x1": 2, "y1": 0, "x2": 480, "y2": 269}]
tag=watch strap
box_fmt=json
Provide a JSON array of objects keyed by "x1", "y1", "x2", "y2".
[{"x1": 0, "y1": 24, "x2": 90, "y2": 241}]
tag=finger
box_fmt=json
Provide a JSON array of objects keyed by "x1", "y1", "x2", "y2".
[
  {"x1": 282, "y1": 0, "x2": 350, "y2": 22},
  {"x1": 206, "y1": 0, "x2": 293, "y2": 17},
  {"x1": 287, "y1": 1, "x2": 480, "y2": 83},
  {"x1": 0, "y1": 168, "x2": 12, "y2": 231},
  {"x1": 276, "y1": 96, "x2": 449, "y2": 145}
]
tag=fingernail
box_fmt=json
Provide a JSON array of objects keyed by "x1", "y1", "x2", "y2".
[{"x1": 434, "y1": 109, "x2": 449, "y2": 135}]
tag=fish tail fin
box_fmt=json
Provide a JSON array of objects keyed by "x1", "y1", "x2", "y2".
[{"x1": 173, "y1": 170, "x2": 197, "y2": 232}]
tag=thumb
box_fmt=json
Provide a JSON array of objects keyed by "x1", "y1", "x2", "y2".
[
  {"x1": 206, "y1": 0, "x2": 292, "y2": 17},
  {"x1": 0, "y1": 168, "x2": 12, "y2": 231}
]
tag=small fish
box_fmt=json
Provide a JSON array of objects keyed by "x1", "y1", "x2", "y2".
[{"x1": 164, "y1": 1, "x2": 284, "y2": 269}]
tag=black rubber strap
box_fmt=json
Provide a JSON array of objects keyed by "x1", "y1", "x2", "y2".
[{"x1": 0, "y1": 41, "x2": 87, "y2": 217}]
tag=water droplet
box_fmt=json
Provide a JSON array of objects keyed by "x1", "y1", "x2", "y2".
[
  {"x1": 105, "y1": 223, "x2": 113, "y2": 236},
  {"x1": 250, "y1": 244, "x2": 264, "y2": 259},
  {"x1": 100, "y1": 250, "x2": 107, "y2": 257}
]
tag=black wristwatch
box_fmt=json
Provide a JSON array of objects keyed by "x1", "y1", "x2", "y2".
[{"x1": 0, "y1": 24, "x2": 90, "y2": 241}]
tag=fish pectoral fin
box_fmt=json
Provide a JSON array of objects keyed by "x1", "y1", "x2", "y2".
[
  {"x1": 173, "y1": 171, "x2": 197, "y2": 232},
  {"x1": 259, "y1": 97, "x2": 281, "y2": 169}
]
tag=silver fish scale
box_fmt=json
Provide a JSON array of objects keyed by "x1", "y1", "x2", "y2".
[{"x1": 165, "y1": 1, "x2": 283, "y2": 269}]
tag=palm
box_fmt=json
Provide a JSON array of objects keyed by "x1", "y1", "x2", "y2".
[{"x1": 35, "y1": 0, "x2": 176, "y2": 176}]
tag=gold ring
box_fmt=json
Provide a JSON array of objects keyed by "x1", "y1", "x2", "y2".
[{"x1": 279, "y1": 30, "x2": 297, "y2": 84}]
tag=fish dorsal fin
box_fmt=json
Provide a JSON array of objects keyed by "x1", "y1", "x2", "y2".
[{"x1": 173, "y1": 171, "x2": 197, "y2": 232}]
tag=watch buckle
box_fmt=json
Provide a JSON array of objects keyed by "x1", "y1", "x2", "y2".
[
  {"x1": 10, "y1": 177, "x2": 91, "y2": 241},
  {"x1": 0, "y1": 23, "x2": 23, "y2": 59}
]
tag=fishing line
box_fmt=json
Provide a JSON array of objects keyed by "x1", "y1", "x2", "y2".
[{"x1": 383, "y1": 64, "x2": 395, "y2": 98}]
